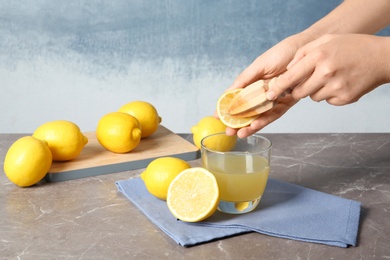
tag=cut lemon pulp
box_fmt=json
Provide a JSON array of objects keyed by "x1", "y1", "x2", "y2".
[
  {"x1": 167, "y1": 167, "x2": 219, "y2": 222},
  {"x1": 217, "y1": 89, "x2": 258, "y2": 128}
]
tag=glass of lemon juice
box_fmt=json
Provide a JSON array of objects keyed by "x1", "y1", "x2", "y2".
[{"x1": 201, "y1": 133, "x2": 271, "y2": 214}]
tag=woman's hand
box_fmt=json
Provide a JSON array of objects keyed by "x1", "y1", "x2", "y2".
[
  {"x1": 228, "y1": 32, "x2": 316, "y2": 90},
  {"x1": 220, "y1": 0, "x2": 390, "y2": 138},
  {"x1": 222, "y1": 33, "x2": 314, "y2": 138},
  {"x1": 267, "y1": 34, "x2": 390, "y2": 105},
  {"x1": 224, "y1": 34, "x2": 390, "y2": 138}
]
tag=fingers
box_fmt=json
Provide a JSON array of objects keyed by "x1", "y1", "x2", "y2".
[
  {"x1": 286, "y1": 35, "x2": 328, "y2": 70},
  {"x1": 286, "y1": 49, "x2": 306, "y2": 70},
  {"x1": 229, "y1": 95, "x2": 298, "y2": 138},
  {"x1": 225, "y1": 127, "x2": 238, "y2": 136},
  {"x1": 267, "y1": 35, "x2": 337, "y2": 101},
  {"x1": 213, "y1": 110, "x2": 219, "y2": 119},
  {"x1": 267, "y1": 57, "x2": 316, "y2": 100},
  {"x1": 309, "y1": 89, "x2": 329, "y2": 103},
  {"x1": 291, "y1": 67, "x2": 329, "y2": 100},
  {"x1": 236, "y1": 122, "x2": 265, "y2": 139}
]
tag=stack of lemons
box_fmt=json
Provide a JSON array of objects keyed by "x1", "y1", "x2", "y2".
[
  {"x1": 96, "y1": 101, "x2": 161, "y2": 153},
  {"x1": 140, "y1": 156, "x2": 220, "y2": 223},
  {"x1": 4, "y1": 120, "x2": 88, "y2": 187},
  {"x1": 3, "y1": 100, "x2": 162, "y2": 187}
]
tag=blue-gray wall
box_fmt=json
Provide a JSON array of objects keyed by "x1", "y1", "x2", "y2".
[{"x1": 1, "y1": 0, "x2": 389, "y2": 133}]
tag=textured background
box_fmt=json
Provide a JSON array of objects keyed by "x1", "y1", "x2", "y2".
[{"x1": 1, "y1": 0, "x2": 389, "y2": 133}]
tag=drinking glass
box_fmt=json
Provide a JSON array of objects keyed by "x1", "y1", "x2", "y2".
[{"x1": 201, "y1": 133, "x2": 272, "y2": 214}]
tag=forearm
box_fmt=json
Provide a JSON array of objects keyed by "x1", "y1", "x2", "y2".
[{"x1": 304, "y1": 0, "x2": 390, "y2": 38}]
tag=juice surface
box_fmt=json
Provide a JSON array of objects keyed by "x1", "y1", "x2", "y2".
[{"x1": 202, "y1": 153, "x2": 269, "y2": 202}]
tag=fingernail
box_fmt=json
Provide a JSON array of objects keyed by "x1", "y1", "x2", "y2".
[{"x1": 267, "y1": 91, "x2": 276, "y2": 100}]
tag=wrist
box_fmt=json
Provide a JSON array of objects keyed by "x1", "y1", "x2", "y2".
[
  {"x1": 282, "y1": 31, "x2": 318, "y2": 51},
  {"x1": 376, "y1": 37, "x2": 390, "y2": 84}
]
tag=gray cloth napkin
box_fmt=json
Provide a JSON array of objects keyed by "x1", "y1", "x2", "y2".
[{"x1": 116, "y1": 177, "x2": 360, "y2": 247}]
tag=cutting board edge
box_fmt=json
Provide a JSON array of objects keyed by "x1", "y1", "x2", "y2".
[{"x1": 44, "y1": 150, "x2": 200, "y2": 183}]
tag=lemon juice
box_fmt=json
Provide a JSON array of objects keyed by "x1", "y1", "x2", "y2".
[
  {"x1": 201, "y1": 133, "x2": 272, "y2": 214},
  {"x1": 202, "y1": 153, "x2": 269, "y2": 213}
]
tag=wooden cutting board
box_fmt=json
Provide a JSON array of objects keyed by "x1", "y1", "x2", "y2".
[{"x1": 45, "y1": 125, "x2": 199, "y2": 182}]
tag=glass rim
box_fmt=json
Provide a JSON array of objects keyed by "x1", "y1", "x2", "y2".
[{"x1": 200, "y1": 132, "x2": 272, "y2": 155}]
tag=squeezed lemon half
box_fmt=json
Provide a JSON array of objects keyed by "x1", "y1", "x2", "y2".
[{"x1": 217, "y1": 89, "x2": 258, "y2": 128}]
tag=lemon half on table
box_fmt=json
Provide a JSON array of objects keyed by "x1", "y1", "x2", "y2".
[{"x1": 167, "y1": 167, "x2": 219, "y2": 222}]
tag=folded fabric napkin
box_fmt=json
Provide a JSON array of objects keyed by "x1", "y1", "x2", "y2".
[{"x1": 116, "y1": 177, "x2": 361, "y2": 248}]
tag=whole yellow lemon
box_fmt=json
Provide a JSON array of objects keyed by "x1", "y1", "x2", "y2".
[
  {"x1": 118, "y1": 101, "x2": 162, "y2": 138},
  {"x1": 4, "y1": 136, "x2": 52, "y2": 187},
  {"x1": 140, "y1": 157, "x2": 191, "y2": 200},
  {"x1": 191, "y1": 116, "x2": 236, "y2": 151},
  {"x1": 33, "y1": 120, "x2": 88, "y2": 161},
  {"x1": 96, "y1": 112, "x2": 142, "y2": 153}
]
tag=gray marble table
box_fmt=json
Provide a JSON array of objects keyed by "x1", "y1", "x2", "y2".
[{"x1": 1, "y1": 133, "x2": 389, "y2": 259}]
